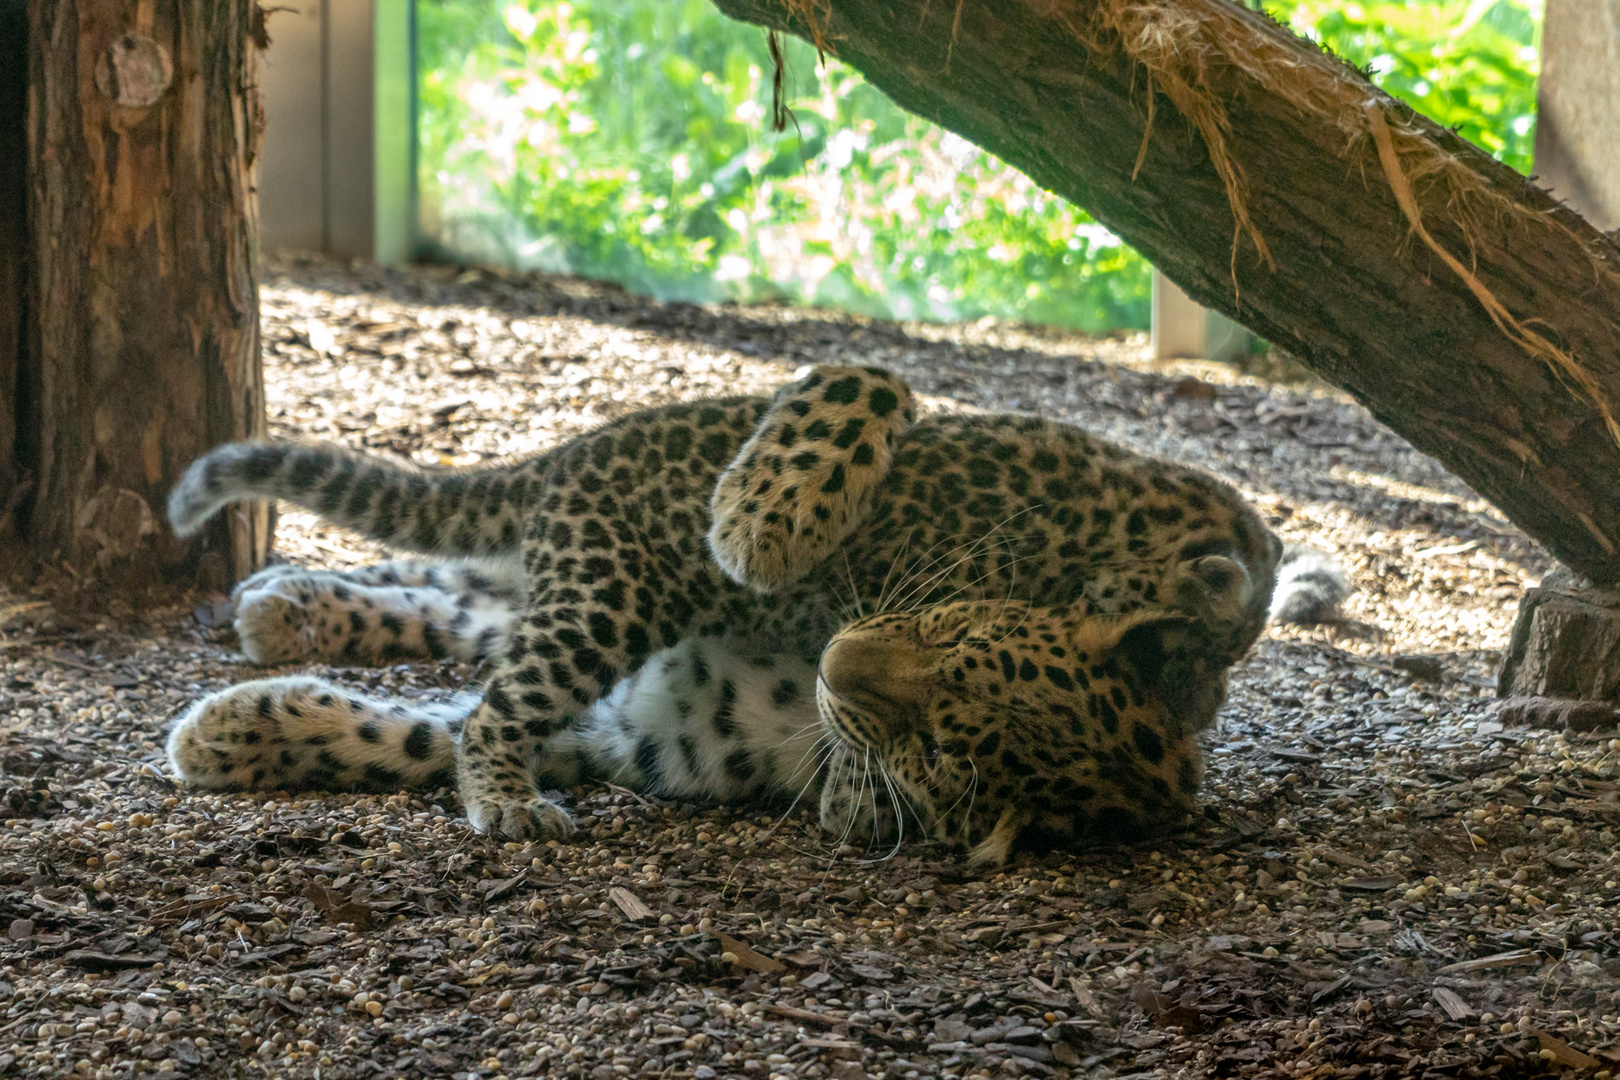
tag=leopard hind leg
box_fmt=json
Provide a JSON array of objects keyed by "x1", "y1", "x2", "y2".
[
  {"x1": 230, "y1": 555, "x2": 519, "y2": 665},
  {"x1": 168, "y1": 676, "x2": 471, "y2": 791}
]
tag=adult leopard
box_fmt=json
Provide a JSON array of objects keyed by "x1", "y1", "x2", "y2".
[{"x1": 167, "y1": 365, "x2": 1343, "y2": 865}]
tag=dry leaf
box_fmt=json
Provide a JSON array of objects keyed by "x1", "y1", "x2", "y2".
[
  {"x1": 1530, "y1": 1028, "x2": 1601, "y2": 1069},
  {"x1": 305, "y1": 881, "x2": 374, "y2": 930}
]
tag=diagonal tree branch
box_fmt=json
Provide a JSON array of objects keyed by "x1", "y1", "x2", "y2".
[{"x1": 714, "y1": 0, "x2": 1620, "y2": 583}]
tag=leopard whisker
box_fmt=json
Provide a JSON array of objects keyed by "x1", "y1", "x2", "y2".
[
  {"x1": 879, "y1": 509, "x2": 1037, "y2": 615},
  {"x1": 766, "y1": 735, "x2": 843, "y2": 841},
  {"x1": 831, "y1": 748, "x2": 866, "y2": 851},
  {"x1": 914, "y1": 549, "x2": 1048, "y2": 615},
  {"x1": 783, "y1": 718, "x2": 832, "y2": 744},
  {"x1": 780, "y1": 728, "x2": 841, "y2": 811},
  {"x1": 872, "y1": 524, "x2": 922, "y2": 614},
  {"x1": 876, "y1": 522, "x2": 1010, "y2": 615},
  {"x1": 858, "y1": 749, "x2": 878, "y2": 850},
  {"x1": 956, "y1": 758, "x2": 982, "y2": 847},
  {"x1": 992, "y1": 595, "x2": 1037, "y2": 646},
  {"x1": 880, "y1": 530, "x2": 1015, "y2": 615},
  {"x1": 854, "y1": 761, "x2": 908, "y2": 864},
  {"x1": 840, "y1": 551, "x2": 867, "y2": 622},
  {"x1": 934, "y1": 760, "x2": 977, "y2": 822}
]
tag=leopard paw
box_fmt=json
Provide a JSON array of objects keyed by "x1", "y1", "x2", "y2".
[
  {"x1": 817, "y1": 754, "x2": 904, "y2": 848},
  {"x1": 233, "y1": 588, "x2": 316, "y2": 665},
  {"x1": 710, "y1": 365, "x2": 914, "y2": 592},
  {"x1": 464, "y1": 793, "x2": 576, "y2": 840}
]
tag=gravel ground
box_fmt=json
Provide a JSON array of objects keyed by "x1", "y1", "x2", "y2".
[{"x1": 1, "y1": 255, "x2": 1617, "y2": 1080}]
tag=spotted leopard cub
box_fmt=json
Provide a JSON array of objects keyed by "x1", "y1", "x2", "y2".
[{"x1": 168, "y1": 363, "x2": 1336, "y2": 864}]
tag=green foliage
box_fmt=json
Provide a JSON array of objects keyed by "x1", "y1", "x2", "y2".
[
  {"x1": 416, "y1": 0, "x2": 1540, "y2": 335},
  {"x1": 416, "y1": 0, "x2": 1149, "y2": 332},
  {"x1": 1267, "y1": 0, "x2": 1541, "y2": 173}
]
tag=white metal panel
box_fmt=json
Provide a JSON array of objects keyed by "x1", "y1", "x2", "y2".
[
  {"x1": 326, "y1": 0, "x2": 377, "y2": 258},
  {"x1": 257, "y1": 0, "x2": 413, "y2": 261},
  {"x1": 1151, "y1": 271, "x2": 1206, "y2": 360},
  {"x1": 259, "y1": 1, "x2": 326, "y2": 253}
]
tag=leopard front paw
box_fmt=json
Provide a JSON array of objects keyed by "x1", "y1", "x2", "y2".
[
  {"x1": 464, "y1": 794, "x2": 576, "y2": 840},
  {"x1": 710, "y1": 365, "x2": 914, "y2": 592},
  {"x1": 233, "y1": 589, "x2": 316, "y2": 665}
]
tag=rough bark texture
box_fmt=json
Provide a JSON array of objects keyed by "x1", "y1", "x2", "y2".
[
  {"x1": 0, "y1": 1, "x2": 24, "y2": 506},
  {"x1": 711, "y1": 0, "x2": 1620, "y2": 584},
  {"x1": 14, "y1": 0, "x2": 269, "y2": 589}
]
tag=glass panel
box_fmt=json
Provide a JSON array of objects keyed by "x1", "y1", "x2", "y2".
[{"x1": 415, "y1": 0, "x2": 1151, "y2": 334}]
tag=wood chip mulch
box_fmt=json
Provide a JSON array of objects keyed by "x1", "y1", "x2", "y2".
[{"x1": 1, "y1": 255, "x2": 1617, "y2": 1080}]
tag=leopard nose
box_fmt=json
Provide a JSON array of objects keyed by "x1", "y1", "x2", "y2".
[{"x1": 818, "y1": 635, "x2": 925, "y2": 726}]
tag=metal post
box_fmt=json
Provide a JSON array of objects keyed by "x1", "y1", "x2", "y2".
[
  {"x1": 1152, "y1": 271, "x2": 1254, "y2": 364},
  {"x1": 1535, "y1": 0, "x2": 1620, "y2": 230},
  {"x1": 1150, "y1": 270, "x2": 1207, "y2": 360},
  {"x1": 258, "y1": 0, "x2": 415, "y2": 262}
]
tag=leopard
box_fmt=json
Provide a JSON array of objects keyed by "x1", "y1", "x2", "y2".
[{"x1": 166, "y1": 364, "x2": 1345, "y2": 865}]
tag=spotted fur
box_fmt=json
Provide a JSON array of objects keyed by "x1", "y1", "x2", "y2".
[
  {"x1": 169, "y1": 365, "x2": 1337, "y2": 863},
  {"x1": 227, "y1": 557, "x2": 521, "y2": 665},
  {"x1": 171, "y1": 640, "x2": 831, "y2": 804}
]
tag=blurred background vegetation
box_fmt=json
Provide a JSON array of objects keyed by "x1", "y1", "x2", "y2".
[{"x1": 417, "y1": 0, "x2": 1542, "y2": 335}]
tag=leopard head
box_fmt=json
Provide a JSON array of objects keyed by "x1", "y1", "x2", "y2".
[{"x1": 815, "y1": 555, "x2": 1255, "y2": 866}]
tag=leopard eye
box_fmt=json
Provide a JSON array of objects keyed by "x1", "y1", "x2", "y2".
[{"x1": 919, "y1": 732, "x2": 942, "y2": 762}]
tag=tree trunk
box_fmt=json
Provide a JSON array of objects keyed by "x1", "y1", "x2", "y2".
[
  {"x1": 711, "y1": 0, "x2": 1620, "y2": 584},
  {"x1": 0, "y1": 1, "x2": 25, "y2": 511},
  {"x1": 5, "y1": 0, "x2": 270, "y2": 592}
]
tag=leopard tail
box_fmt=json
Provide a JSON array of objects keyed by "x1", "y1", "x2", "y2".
[
  {"x1": 168, "y1": 441, "x2": 547, "y2": 555},
  {"x1": 1269, "y1": 544, "x2": 1349, "y2": 624}
]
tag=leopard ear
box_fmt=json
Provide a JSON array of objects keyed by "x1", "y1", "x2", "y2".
[
  {"x1": 1113, "y1": 612, "x2": 1227, "y2": 734},
  {"x1": 1115, "y1": 612, "x2": 1193, "y2": 691},
  {"x1": 1170, "y1": 553, "x2": 1253, "y2": 626}
]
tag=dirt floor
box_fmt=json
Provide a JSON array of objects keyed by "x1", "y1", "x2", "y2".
[{"x1": 1, "y1": 256, "x2": 1617, "y2": 1080}]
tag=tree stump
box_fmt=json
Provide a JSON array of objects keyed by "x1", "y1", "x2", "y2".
[
  {"x1": 0, "y1": 1, "x2": 25, "y2": 509},
  {"x1": 1498, "y1": 569, "x2": 1620, "y2": 728}
]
